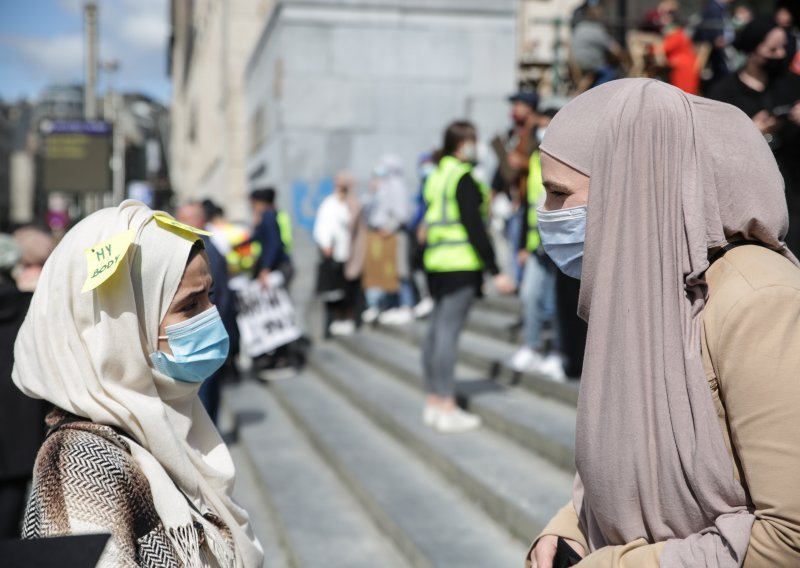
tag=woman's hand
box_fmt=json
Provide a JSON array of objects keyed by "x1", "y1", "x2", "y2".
[
  {"x1": 789, "y1": 102, "x2": 800, "y2": 127},
  {"x1": 530, "y1": 535, "x2": 586, "y2": 568},
  {"x1": 493, "y1": 273, "x2": 516, "y2": 295},
  {"x1": 752, "y1": 110, "x2": 778, "y2": 135}
]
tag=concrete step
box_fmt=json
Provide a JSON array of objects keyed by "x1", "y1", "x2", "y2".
[
  {"x1": 477, "y1": 295, "x2": 523, "y2": 316},
  {"x1": 228, "y1": 435, "x2": 290, "y2": 568},
  {"x1": 464, "y1": 305, "x2": 521, "y2": 344},
  {"x1": 374, "y1": 321, "x2": 579, "y2": 407},
  {"x1": 335, "y1": 330, "x2": 576, "y2": 473},
  {"x1": 225, "y1": 381, "x2": 410, "y2": 568},
  {"x1": 270, "y1": 371, "x2": 528, "y2": 568},
  {"x1": 308, "y1": 343, "x2": 573, "y2": 543}
]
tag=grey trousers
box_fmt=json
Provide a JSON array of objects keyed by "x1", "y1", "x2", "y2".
[{"x1": 422, "y1": 286, "x2": 476, "y2": 398}]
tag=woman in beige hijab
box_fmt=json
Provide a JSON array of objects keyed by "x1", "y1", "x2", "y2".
[
  {"x1": 13, "y1": 201, "x2": 263, "y2": 567},
  {"x1": 528, "y1": 79, "x2": 800, "y2": 566}
]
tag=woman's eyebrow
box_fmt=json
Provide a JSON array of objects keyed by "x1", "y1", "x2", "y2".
[
  {"x1": 173, "y1": 283, "x2": 209, "y2": 305},
  {"x1": 543, "y1": 181, "x2": 572, "y2": 193}
]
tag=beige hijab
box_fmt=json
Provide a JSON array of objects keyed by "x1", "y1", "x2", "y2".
[
  {"x1": 13, "y1": 201, "x2": 263, "y2": 567},
  {"x1": 541, "y1": 79, "x2": 796, "y2": 565}
]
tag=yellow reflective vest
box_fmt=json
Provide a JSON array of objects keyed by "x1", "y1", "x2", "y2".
[
  {"x1": 526, "y1": 150, "x2": 546, "y2": 252},
  {"x1": 423, "y1": 155, "x2": 489, "y2": 273},
  {"x1": 277, "y1": 210, "x2": 293, "y2": 254}
]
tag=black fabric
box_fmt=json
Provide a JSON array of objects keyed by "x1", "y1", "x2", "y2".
[
  {"x1": 0, "y1": 533, "x2": 110, "y2": 568},
  {"x1": 456, "y1": 172, "x2": 499, "y2": 276},
  {"x1": 0, "y1": 282, "x2": 48, "y2": 483},
  {"x1": 0, "y1": 481, "x2": 27, "y2": 538},
  {"x1": 553, "y1": 537, "x2": 583, "y2": 568},
  {"x1": 426, "y1": 172, "x2": 498, "y2": 300},
  {"x1": 555, "y1": 271, "x2": 587, "y2": 379},
  {"x1": 733, "y1": 16, "x2": 780, "y2": 54},
  {"x1": 708, "y1": 71, "x2": 800, "y2": 253},
  {"x1": 315, "y1": 256, "x2": 346, "y2": 302}
]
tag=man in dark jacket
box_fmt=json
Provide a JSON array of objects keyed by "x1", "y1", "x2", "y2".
[
  {"x1": 249, "y1": 188, "x2": 293, "y2": 287},
  {"x1": 0, "y1": 234, "x2": 49, "y2": 538},
  {"x1": 176, "y1": 204, "x2": 233, "y2": 424}
]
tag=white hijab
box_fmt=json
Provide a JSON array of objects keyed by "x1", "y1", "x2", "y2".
[{"x1": 13, "y1": 201, "x2": 263, "y2": 567}]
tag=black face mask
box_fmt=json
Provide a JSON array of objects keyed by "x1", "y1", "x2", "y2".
[{"x1": 762, "y1": 56, "x2": 788, "y2": 77}]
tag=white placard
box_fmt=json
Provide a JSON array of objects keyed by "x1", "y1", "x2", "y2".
[{"x1": 231, "y1": 274, "x2": 301, "y2": 357}]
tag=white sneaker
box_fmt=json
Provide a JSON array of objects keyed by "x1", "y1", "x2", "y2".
[
  {"x1": 436, "y1": 407, "x2": 482, "y2": 433},
  {"x1": 329, "y1": 319, "x2": 356, "y2": 336},
  {"x1": 362, "y1": 307, "x2": 380, "y2": 324},
  {"x1": 538, "y1": 353, "x2": 567, "y2": 382},
  {"x1": 413, "y1": 297, "x2": 434, "y2": 319},
  {"x1": 422, "y1": 405, "x2": 440, "y2": 427},
  {"x1": 379, "y1": 307, "x2": 414, "y2": 326},
  {"x1": 510, "y1": 347, "x2": 541, "y2": 373}
]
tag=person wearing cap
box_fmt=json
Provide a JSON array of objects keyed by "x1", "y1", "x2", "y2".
[
  {"x1": 570, "y1": 1, "x2": 624, "y2": 91},
  {"x1": 491, "y1": 89, "x2": 543, "y2": 283},
  {"x1": 249, "y1": 187, "x2": 294, "y2": 287},
  {"x1": 709, "y1": 16, "x2": 800, "y2": 254},
  {"x1": 510, "y1": 107, "x2": 568, "y2": 381},
  {"x1": 693, "y1": 0, "x2": 735, "y2": 90}
]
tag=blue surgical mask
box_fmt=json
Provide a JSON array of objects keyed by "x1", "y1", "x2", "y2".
[
  {"x1": 536, "y1": 205, "x2": 587, "y2": 279},
  {"x1": 150, "y1": 306, "x2": 229, "y2": 383}
]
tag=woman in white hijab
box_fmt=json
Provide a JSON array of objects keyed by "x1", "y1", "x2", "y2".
[{"x1": 13, "y1": 201, "x2": 263, "y2": 567}]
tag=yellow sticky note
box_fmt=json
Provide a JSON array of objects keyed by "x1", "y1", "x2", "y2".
[
  {"x1": 81, "y1": 229, "x2": 136, "y2": 293},
  {"x1": 153, "y1": 214, "x2": 211, "y2": 237}
]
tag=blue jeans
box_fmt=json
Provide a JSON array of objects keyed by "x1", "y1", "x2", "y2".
[
  {"x1": 506, "y1": 211, "x2": 525, "y2": 285},
  {"x1": 521, "y1": 253, "x2": 560, "y2": 351},
  {"x1": 366, "y1": 280, "x2": 414, "y2": 309}
]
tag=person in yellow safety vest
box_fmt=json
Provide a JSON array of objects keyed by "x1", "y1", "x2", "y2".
[
  {"x1": 276, "y1": 210, "x2": 293, "y2": 255},
  {"x1": 421, "y1": 120, "x2": 516, "y2": 434},
  {"x1": 224, "y1": 224, "x2": 260, "y2": 276},
  {"x1": 202, "y1": 200, "x2": 260, "y2": 277},
  {"x1": 510, "y1": 143, "x2": 566, "y2": 381},
  {"x1": 249, "y1": 188, "x2": 295, "y2": 287}
]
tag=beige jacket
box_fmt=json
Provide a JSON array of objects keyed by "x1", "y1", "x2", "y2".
[{"x1": 527, "y1": 245, "x2": 800, "y2": 567}]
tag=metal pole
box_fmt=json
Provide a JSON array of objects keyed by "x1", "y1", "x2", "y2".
[
  {"x1": 111, "y1": 92, "x2": 125, "y2": 205},
  {"x1": 84, "y1": 2, "x2": 98, "y2": 120}
]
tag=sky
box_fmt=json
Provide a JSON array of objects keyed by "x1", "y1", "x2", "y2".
[{"x1": 0, "y1": 0, "x2": 171, "y2": 104}]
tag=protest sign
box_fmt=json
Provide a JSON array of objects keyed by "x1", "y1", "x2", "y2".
[{"x1": 231, "y1": 274, "x2": 301, "y2": 357}]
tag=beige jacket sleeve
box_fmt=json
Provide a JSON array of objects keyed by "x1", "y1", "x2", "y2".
[
  {"x1": 525, "y1": 502, "x2": 588, "y2": 568},
  {"x1": 524, "y1": 501, "x2": 664, "y2": 567},
  {"x1": 712, "y1": 285, "x2": 800, "y2": 566}
]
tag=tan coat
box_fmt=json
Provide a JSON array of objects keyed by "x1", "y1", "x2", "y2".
[{"x1": 527, "y1": 245, "x2": 800, "y2": 567}]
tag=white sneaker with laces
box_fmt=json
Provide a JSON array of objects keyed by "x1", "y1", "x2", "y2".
[
  {"x1": 330, "y1": 319, "x2": 356, "y2": 336},
  {"x1": 362, "y1": 307, "x2": 380, "y2": 324},
  {"x1": 538, "y1": 353, "x2": 567, "y2": 382},
  {"x1": 422, "y1": 405, "x2": 440, "y2": 427},
  {"x1": 413, "y1": 297, "x2": 434, "y2": 319},
  {"x1": 379, "y1": 307, "x2": 413, "y2": 326},
  {"x1": 510, "y1": 347, "x2": 541, "y2": 373},
  {"x1": 436, "y1": 407, "x2": 482, "y2": 433}
]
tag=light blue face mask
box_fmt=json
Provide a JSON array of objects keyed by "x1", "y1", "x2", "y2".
[
  {"x1": 150, "y1": 305, "x2": 229, "y2": 383},
  {"x1": 536, "y1": 205, "x2": 587, "y2": 279}
]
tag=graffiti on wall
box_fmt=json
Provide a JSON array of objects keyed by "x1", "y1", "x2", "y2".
[{"x1": 291, "y1": 176, "x2": 334, "y2": 234}]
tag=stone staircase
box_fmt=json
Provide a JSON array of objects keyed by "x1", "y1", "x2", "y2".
[{"x1": 223, "y1": 295, "x2": 579, "y2": 568}]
